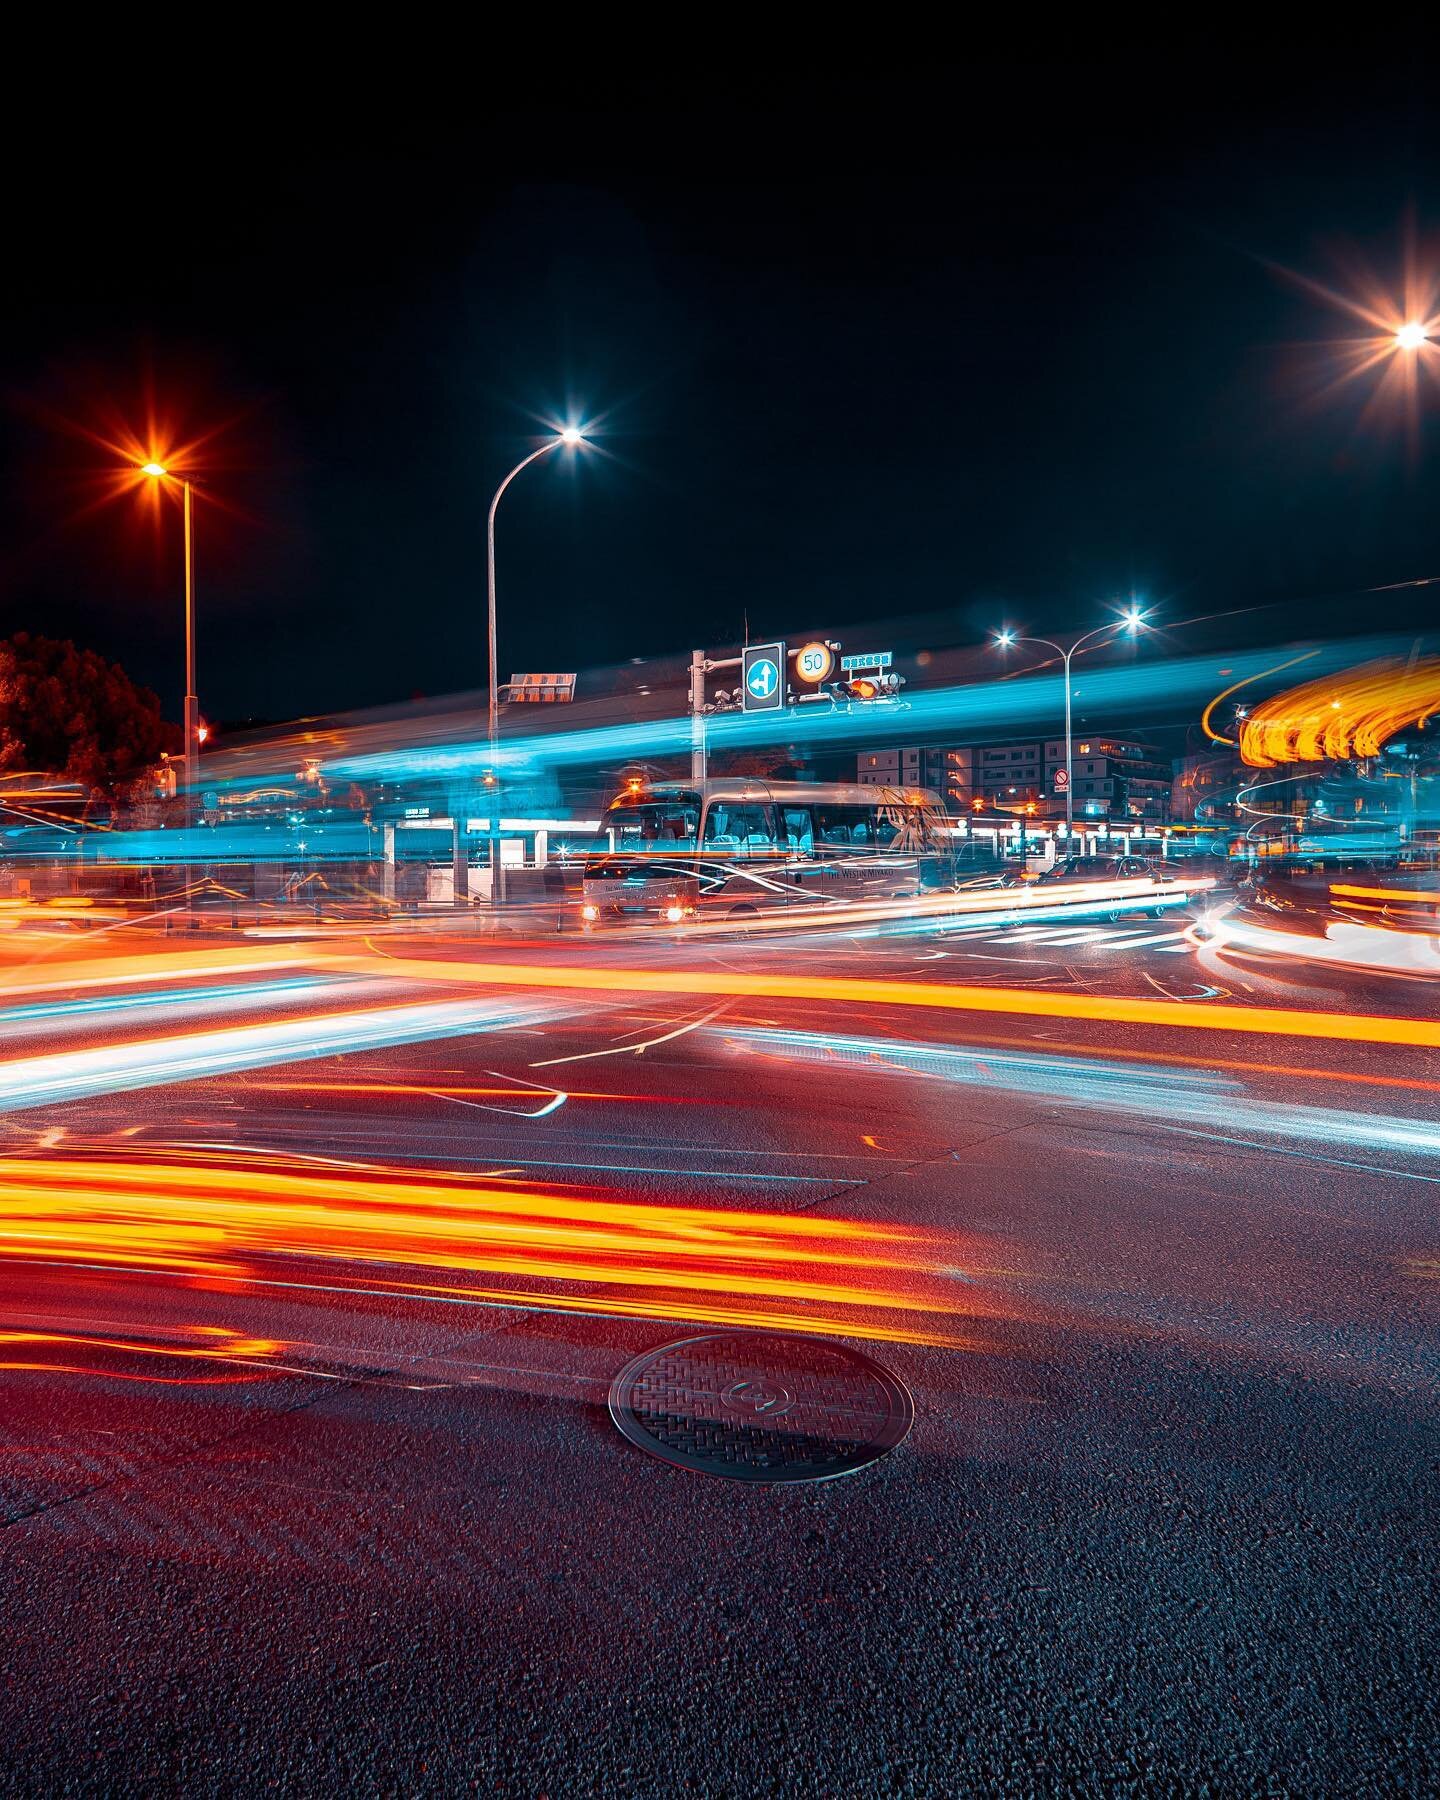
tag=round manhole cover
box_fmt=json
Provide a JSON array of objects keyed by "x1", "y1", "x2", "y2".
[{"x1": 608, "y1": 1332, "x2": 914, "y2": 1483}]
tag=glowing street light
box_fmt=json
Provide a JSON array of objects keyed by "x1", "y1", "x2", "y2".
[
  {"x1": 469, "y1": 424, "x2": 590, "y2": 907},
  {"x1": 991, "y1": 604, "x2": 1151, "y2": 842},
  {"x1": 139, "y1": 460, "x2": 201, "y2": 827},
  {"x1": 1396, "y1": 322, "x2": 1429, "y2": 352}
]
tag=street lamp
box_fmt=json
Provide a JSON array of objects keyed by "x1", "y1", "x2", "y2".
[
  {"x1": 1396, "y1": 322, "x2": 1429, "y2": 351},
  {"x1": 991, "y1": 606, "x2": 1150, "y2": 843},
  {"x1": 139, "y1": 462, "x2": 200, "y2": 829},
  {"x1": 468, "y1": 424, "x2": 589, "y2": 908}
]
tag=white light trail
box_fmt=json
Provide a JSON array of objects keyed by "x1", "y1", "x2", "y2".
[{"x1": 0, "y1": 998, "x2": 573, "y2": 1115}]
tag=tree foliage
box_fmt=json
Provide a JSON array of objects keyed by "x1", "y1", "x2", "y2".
[{"x1": 0, "y1": 633, "x2": 177, "y2": 796}]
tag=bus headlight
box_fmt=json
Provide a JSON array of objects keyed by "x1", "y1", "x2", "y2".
[
  {"x1": 581, "y1": 903, "x2": 599, "y2": 922},
  {"x1": 664, "y1": 904, "x2": 685, "y2": 924}
]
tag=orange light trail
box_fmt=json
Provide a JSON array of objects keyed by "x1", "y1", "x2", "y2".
[
  {"x1": 0, "y1": 1155, "x2": 998, "y2": 1347},
  {"x1": 1199, "y1": 650, "x2": 1321, "y2": 747},
  {"x1": 1240, "y1": 656, "x2": 1440, "y2": 768},
  {"x1": 0, "y1": 943, "x2": 315, "y2": 997},
  {"x1": 321, "y1": 952, "x2": 1440, "y2": 1051},
  {"x1": 1331, "y1": 884, "x2": 1440, "y2": 905},
  {"x1": 0, "y1": 1324, "x2": 282, "y2": 1384}
]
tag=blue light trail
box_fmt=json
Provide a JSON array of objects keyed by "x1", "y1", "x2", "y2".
[{"x1": 722, "y1": 1026, "x2": 1440, "y2": 1163}]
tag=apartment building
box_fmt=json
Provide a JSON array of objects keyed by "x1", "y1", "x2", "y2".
[{"x1": 860, "y1": 735, "x2": 1170, "y2": 819}]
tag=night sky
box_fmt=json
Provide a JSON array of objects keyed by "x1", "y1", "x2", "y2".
[{"x1": 2, "y1": 65, "x2": 1436, "y2": 728}]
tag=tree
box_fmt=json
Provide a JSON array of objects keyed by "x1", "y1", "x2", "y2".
[{"x1": 0, "y1": 633, "x2": 178, "y2": 798}]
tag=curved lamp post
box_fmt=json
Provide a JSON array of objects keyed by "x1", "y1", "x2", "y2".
[
  {"x1": 992, "y1": 607, "x2": 1148, "y2": 842},
  {"x1": 461, "y1": 426, "x2": 587, "y2": 907}
]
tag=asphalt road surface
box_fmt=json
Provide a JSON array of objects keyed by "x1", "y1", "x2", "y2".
[{"x1": 1, "y1": 909, "x2": 1436, "y2": 1794}]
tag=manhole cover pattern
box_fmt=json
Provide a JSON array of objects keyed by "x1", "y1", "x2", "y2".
[{"x1": 608, "y1": 1332, "x2": 913, "y2": 1483}]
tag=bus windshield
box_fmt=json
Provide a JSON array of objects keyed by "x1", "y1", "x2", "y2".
[{"x1": 607, "y1": 801, "x2": 701, "y2": 852}]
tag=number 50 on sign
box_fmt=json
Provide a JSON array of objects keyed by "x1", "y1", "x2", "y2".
[{"x1": 795, "y1": 642, "x2": 835, "y2": 683}]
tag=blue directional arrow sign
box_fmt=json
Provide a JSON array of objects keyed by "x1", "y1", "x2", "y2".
[{"x1": 741, "y1": 642, "x2": 786, "y2": 713}]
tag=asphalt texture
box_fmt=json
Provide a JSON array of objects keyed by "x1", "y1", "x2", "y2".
[{"x1": 0, "y1": 908, "x2": 1436, "y2": 1795}]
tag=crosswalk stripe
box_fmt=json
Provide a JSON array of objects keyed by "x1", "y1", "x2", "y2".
[
  {"x1": 976, "y1": 925, "x2": 1189, "y2": 950},
  {"x1": 975, "y1": 929, "x2": 1084, "y2": 944},
  {"x1": 1095, "y1": 929, "x2": 1188, "y2": 948},
  {"x1": 981, "y1": 927, "x2": 1110, "y2": 943}
]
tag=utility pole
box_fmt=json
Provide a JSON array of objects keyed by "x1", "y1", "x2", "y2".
[
  {"x1": 452, "y1": 784, "x2": 471, "y2": 907},
  {"x1": 690, "y1": 650, "x2": 708, "y2": 782},
  {"x1": 689, "y1": 647, "x2": 746, "y2": 783}
]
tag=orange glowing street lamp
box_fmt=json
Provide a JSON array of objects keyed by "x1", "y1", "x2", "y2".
[
  {"x1": 1396, "y1": 322, "x2": 1430, "y2": 351},
  {"x1": 140, "y1": 461, "x2": 201, "y2": 824}
]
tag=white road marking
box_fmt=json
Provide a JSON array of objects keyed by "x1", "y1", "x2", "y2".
[
  {"x1": 977, "y1": 925, "x2": 1190, "y2": 951},
  {"x1": 1090, "y1": 929, "x2": 1190, "y2": 949}
]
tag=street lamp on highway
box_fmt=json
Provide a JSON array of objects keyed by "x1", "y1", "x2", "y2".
[
  {"x1": 992, "y1": 606, "x2": 1150, "y2": 843},
  {"x1": 139, "y1": 462, "x2": 200, "y2": 829},
  {"x1": 467, "y1": 425, "x2": 589, "y2": 907}
]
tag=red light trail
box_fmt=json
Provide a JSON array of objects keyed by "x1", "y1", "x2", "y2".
[{"x1": 0, "y1": 1153, "x2": 1004, "y2": 1350}]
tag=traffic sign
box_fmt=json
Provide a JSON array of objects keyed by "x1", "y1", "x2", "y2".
[
  {"x1": 795, "y1": 641, "x2": 835, "y2": 683},
  {"x1": 1053, "y1": 769, "x2": 1069, "y2": 791},
  {"x1": 742, "y1": 642, "x2": 786, "y2": 712},
  {"x1": 840, "y1": 651, "x2": 892, "y2": 672}
]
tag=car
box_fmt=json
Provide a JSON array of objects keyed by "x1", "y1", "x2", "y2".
[
  {"x1": 1032, "y1": 853, "x2": 1154, "y2": 884},
  {"x1": 1031, "y1": 853, "x2": 1179, "y2": 921}
]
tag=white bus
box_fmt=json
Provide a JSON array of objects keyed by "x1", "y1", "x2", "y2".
[{"x1": 579, "y1": 777, "x2": 973, "y2": 928}]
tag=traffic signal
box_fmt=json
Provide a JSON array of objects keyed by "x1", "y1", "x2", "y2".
[{"x1": 842, "y1": 672, "x2": 905, "y2": 701}]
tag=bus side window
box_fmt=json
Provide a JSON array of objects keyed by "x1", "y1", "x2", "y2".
[
  {"x1": 703, "y1": 804, "x2": 779, "y2": 858},
  {"x1": 781, "y1": 808, "x2": 814, "y2": 855},
  {"x1": 814, "y1": 804, "x2": 875, "y2": 848}
]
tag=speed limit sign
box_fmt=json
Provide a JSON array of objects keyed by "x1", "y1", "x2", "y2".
[{"x1": 795, "y1": 642, "x2": 835, "y2": 683}]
